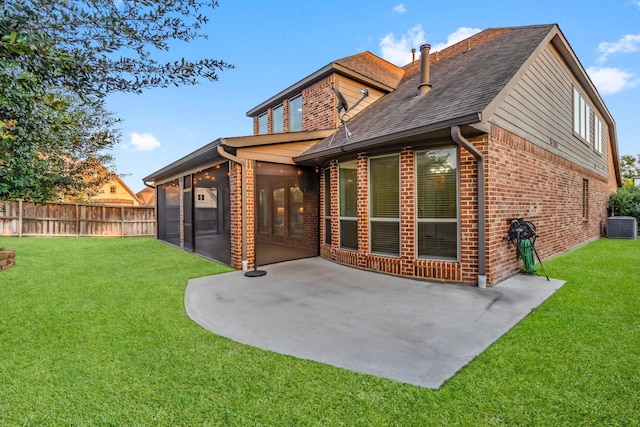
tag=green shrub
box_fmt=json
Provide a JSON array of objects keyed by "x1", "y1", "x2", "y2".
[{"x1": 608, "y1": 183, "x2": 640, "y2": 220}]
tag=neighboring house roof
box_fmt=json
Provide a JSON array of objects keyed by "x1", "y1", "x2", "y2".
[
  {"x1": 90, "y1": 174, "x2": 142, "y2": 206},
  {"x1": 136, "y1": 187, "x2": 155, "y2": 206},
  {"x1": 246, "y1": 52, "x2": 404, "y2": 116},
  {"x1": 295, "y1": 24, "x2": 619, "y2": 185}
]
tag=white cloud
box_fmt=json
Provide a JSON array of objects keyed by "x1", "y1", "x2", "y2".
[
  {"x1": 586, "y1": 66, "x2": 639, "y2": 95},
  {"x1": 129, "y1": 132, "x2": 160, "y2": 152},
  {"x1": 431, "y1": 27, "x2": 481, "y2": 52},
  {"x1": 634, "y1": 0, "x2": 640, "y2": 9},
  {"x1": 596, "y1": 33, "x2": 640, "y2": 63},
  {"x1": 393, "y1": 4, "x2": 406, "y2": 13},
  {"x1": 380, "y1": 24, "x2": 426, "y2": 66}
]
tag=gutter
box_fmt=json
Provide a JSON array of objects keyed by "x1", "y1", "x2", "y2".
[
  {"x1": 217, "y1": 143, "x2": 248, "y2": 271},
  {"x1": 294, "y1": 113, "x2": 481, "y2": 164},
  {"x1": 451, "y1": 126, "x2": 487, "y2": 287}
]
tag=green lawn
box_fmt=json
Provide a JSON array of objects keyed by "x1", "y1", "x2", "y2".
[{"x1": 0, "y1": 237, "x2": 638, "y2": 426}]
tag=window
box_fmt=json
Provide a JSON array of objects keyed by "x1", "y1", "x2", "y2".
[
  {"x1": 272, "y1": 105, "x2": 284, "y2": 133},
  {"x1": 583, "y1": 179, "x2": 589, "y2": 219},
  {"x1": 289, "y1": 95, "x2": 302, "y2": 132},
  {"x1": 258, "y1": 113, "x2": 268, "y2": 135},
  {"x1": 594, "y1": 116, "x2": 603, "y2": 153},
  {"x1": 369, "y1": 155, "x2": 400, "y2": 256},
  {"x1": 339, "y1": 160, "x2": 357, "y2": 250},
  {"x1": 258, "y1": 184, "x2": 269, "y2": 234},
  {"x1": 289, "y1": 183, "x2": 303, "y2": 237},
  {"x1": 416, "y1": 148, "x2": 459, "y2": 260},
  {"x1": 110, "y1": 186, "x2": 116, "y2": 194},
  {"x1": 573, "y1": 87, "x2": 591, "y2": 142},
  {"x1": 324, "y1": 168, "x2": 331, "y2": 245},
  {"x1": 273, "y1": 186, "x2": 285, "y2": 235}
]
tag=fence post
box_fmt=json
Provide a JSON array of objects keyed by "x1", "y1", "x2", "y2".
[
  {"x1": 121, "y1": 206, "x2": 125, "y2": 237},
  {"x1": 76, "y1": 204, "x2": 80, "y2": 237},
  {"x1": 18, "y1": 199, "x2": 23, "y2": 237}
]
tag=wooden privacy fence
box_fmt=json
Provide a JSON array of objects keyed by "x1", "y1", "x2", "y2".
[{"x1": 0, "y1": 200, "x2": 156, "y2": 237}]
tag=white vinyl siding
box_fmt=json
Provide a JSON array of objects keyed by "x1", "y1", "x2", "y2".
[{"x1": 492, "y1": 45, "x2": 608, "y2": 178}]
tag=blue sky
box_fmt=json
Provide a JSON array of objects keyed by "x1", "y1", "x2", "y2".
[{"x1": 106, "y1": 0, "x2": 640, "y2": 192}]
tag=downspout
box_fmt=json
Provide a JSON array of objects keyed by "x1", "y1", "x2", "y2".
[
  {"x1": 217, "y1": 144, "x2": 248, "y2": 271},
  {"x1": 451, "y1": 126, "x2": 486, "y2": 287}
]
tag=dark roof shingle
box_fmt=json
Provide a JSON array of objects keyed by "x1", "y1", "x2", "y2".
[{"x1": 298, "y1": 24, "x2": 556, "y2": 160}]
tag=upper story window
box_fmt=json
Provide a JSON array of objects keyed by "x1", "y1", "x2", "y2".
[
  {"x1": 258, "y1": 113, "x2": 268, "y2": 135},
  {"x1": 289, "y1": 95, "x2": 302, "y2": 132},
  {"x1": 272, "y1": 105, "x2": 284, "y2": 133},
  {"x1": 110, "y1": 186, "x2": 117, "y2": 194},
  {"x1": 594, "y1": 116, "x2": 603, "y2": 153},
  {"x1": 573, "y1": 87, "x2": 591, "y2": 143}
]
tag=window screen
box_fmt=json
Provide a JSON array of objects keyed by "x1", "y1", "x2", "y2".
[
  {"x1": 369, "y1": 155, "x2": 399, "y2": 256},
  {"x1": 339, "y1": 160, "x2": 357, "y2": 250},
  {"x1": 289, "y1": 96, "x2": 302, "y2": 132},
  {"x1": 416, "y1": 148, "x2": 458, "y2": 260}
]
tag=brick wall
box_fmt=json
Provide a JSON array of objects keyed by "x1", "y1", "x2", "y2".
[
  {"x1": 250, "y1": 75, "x2": 337, "y2": 135},
  {"x1": 229, "y1": 161, "x2": 243, "y2": 269},
  {"x1": 485, "y1": 124, "x2": 610, "y2": 283},
  {"x1": 317, "y1": 124, "x2": 613, "y2": 285},
  {"x1": 245, "y1": 160, "x2": 255, "y2": 268},
  {"x1": 399, "y1": 147, "x2": 415, "y2": 276},
  {"x1": 459, "y1": 139, "x2": 484, "y2": 282},
  {"x1": 302, "y1": 76, "x2": 336, "y2": 131},
  {"x1": 356, "y1": 153, "x2": 369, "y2": 268},
  {"x1": 321, "y1": 148, "x2": 471, "y2": 283}
]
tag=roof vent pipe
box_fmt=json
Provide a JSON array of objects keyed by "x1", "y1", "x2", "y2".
[
  {"x1": 411, "y1": 48, "x2": 416, "y2": 64},
  {"x1": 418, "y1": 43, "x2": 432, "y2": 95}
]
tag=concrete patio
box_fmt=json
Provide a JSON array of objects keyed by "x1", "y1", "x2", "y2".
[{"x1": 185, "y1": 257, "x2": 564, "y2": 389}]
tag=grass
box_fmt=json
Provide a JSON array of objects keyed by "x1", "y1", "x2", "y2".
[{"x1": 0, "y1": 236, "x2": 638, "y2": 426}]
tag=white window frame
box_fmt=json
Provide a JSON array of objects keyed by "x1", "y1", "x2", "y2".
[
  {"x1": 573, "y1": 87, "x2": 591, "y2": 143},
  {"x1": 594, "y1": 115, "x2": 603, "y2": 153}
]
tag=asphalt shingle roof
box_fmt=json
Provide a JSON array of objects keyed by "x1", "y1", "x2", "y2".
[
  {"x1": 298, "y1": 24, "x2": 556, "y2": 160},
  {"x1": 333, "y1": 51, "x2": 405, "y2": 90}
]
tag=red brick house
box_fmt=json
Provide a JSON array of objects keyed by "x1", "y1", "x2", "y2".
[{"x1": 144, "y1": 24, "x2": 621, "y2": 285}]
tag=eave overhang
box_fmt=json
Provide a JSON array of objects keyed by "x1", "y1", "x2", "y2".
[
  {"x1": 294, "y1": 113, "x2": 484, "y2": 165},
  {"x1": 143, "y1": 130, "x2": 336, "y2": 185}
]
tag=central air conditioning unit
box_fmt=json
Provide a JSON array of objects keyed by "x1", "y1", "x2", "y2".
[{"x1": 606, "y1": 216, "x2": 638, "y2": 239}]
